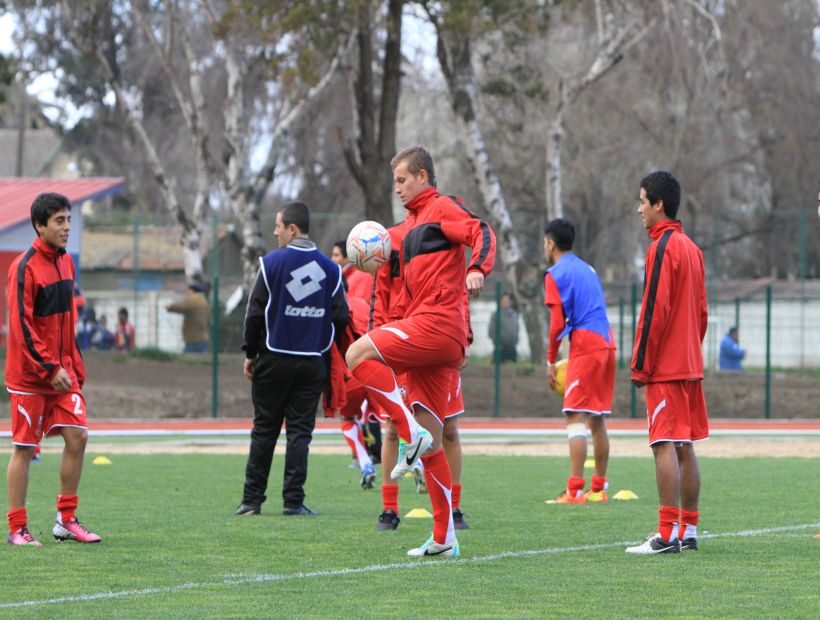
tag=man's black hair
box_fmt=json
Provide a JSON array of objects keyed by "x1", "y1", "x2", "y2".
[
  {"x1": 118, "y1": 307, "x2": 128, "y2": 318},
  {"x1": 543, "y1": 218, "x2": 575, "y2": 252},
  {"x1": 31, "y1": 192, "x2": 71, "y2": 232},
  {"x1": 640, "y1": 171, "x2": 681, "y2": 220},
  {"x1": 280, "y1": 201, "x2": 310, "y2": 234},
  {"x1": 333, "y1": 240, "x2": 348, "y2": 259}
]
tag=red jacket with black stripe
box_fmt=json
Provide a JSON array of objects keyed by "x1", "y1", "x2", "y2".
[
  {"x1": 631, "y1": 220, "x2": 708, "y2": 384},
  {"x1": 5, "y1": 236, "x2": 86, "y2": 394},
  {"x1": 373, "y1": 220, "x2": 408, "y2": 327},
  {"x1": 400, "y1": 187, "x2": 495, "y2": 347}
]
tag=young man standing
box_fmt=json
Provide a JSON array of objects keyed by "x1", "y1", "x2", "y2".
[
  {"x1": 543, "y1": 219, "x2": 615, "y2": 504},
  {"x1": 5, "y1": 192, "x2": 101, "y2": 545},
  {"x1": 235, "y1": 201, "x2": 349, "y2": 517},
  {"x1": 626, "y1": 171, "x2": 708, "y2": 555},
  {"x1": 372, "y1": 231, "x2": 471, "y2": 531},
  {"x1": 346, "y1": 146, "x2": 495, "y2": 557}
]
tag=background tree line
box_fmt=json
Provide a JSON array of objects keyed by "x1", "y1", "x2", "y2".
[{"x1": 2, "y1": 0, "x2": 818, "y2": 360}]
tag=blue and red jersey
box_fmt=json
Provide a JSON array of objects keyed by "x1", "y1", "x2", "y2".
[{"x1": 544, "y1": 253, "x2": 614, "y2": 364}]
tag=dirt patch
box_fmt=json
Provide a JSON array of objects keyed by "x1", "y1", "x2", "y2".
[
  {"x1": 2, "y1": 352, "x2": 816, "y2": 421},
  {"x1": 32, "y1": 437, "x2": 814, "y2": 458}
]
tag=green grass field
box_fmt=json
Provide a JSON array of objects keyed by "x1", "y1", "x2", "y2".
[{"x1": 0, "y1": 452, "x2": 818, "y2": 618}]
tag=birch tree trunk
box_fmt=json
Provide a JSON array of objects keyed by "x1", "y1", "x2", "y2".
[
  {"x1": 213, "y1": 17, "x2": 354, "y2": 293},
  {"x1": 428, "y1": 12, "x2": 546, "y2": 362},
  {"x1": 62, "y1": 1, "x2": 205, "y2": 284},
  {"x1": 545, "y1": 3, "x2": 654, "y2": 222}
]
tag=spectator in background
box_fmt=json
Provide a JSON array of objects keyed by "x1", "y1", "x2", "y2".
[
  {"x1": 73, "y1": 284, "x2": 86, "y2": 319},
  {"x1": 92, "y1": 315, "x2": 116, "y2": 351},
  {"x1": 115, "y1": 307, "x2": 135, "y2": 352},
  {"x1": 166, "y1": 283, "x2": 211, "y2": 353},
  {"x1": 488, "y1": 293, "x2": 520, "y2": 363},
  {"x1": 332, "y1": 240, "x2": 374, "y2": 301},
  {"x1": 719, "y1": 326, "x2": 746, "y2": 372},
  {"x1": 76, "y1": 307, "x2": 98, "y2": 351}
]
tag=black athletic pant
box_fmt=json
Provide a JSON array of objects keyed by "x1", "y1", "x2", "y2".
[{"x1": 242, "y1": 352, "x2": 326, "y2": 509}]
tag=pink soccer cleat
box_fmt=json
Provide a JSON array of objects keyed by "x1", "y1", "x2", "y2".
[
  {"x1": 8, "y1": 527, "x2": 43, "y2": 547},
  {"x1": 53, "y1": 517, "x2": 102, "y2": 543}
]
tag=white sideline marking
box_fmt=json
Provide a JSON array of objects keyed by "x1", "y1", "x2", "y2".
[{"x1": 1, "y1": 522, "x2": 818, "y2": 610}]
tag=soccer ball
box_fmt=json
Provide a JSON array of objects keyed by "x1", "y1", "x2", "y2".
[
  {"x1": 346, "y1": 221, "x2": 391, "y2": 274},
  {"x1": 552, "y1": 359, "x2": 568, "y2": 396}
]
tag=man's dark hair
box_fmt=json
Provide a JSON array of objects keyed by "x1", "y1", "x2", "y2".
[
  {"x1": 31, "y1": 192, "x2": 71, "y2": 231},
  {"x1": 543, "y1": 218, "x2": 575, "y2": 252},
  {"x1": 391, "y1": 145, "x2": 437, "y2": 188},
  {"x1": 729, "y1": 326, "x2": 738, "y2": 337},
  {"x1": 118, "y1": 307, "x2": 128, "y2": 318},
  {"x1": 333, "y1": 240, "x2": 348, "y2": 259},
  {"x1": 280, "y1": 201, "x2": 310, "y2": 234},
  {"x1": 640, "y1": 171, "x2": 681, "y2": 220}
]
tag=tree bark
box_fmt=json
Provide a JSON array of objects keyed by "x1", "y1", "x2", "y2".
[
  {"x1": 545, "y1": 4, "x2": 654, "y2": 222},
  {"x1": 61, "y1": 0, "x2": 205, "y2": 285},
  {"x1": 338, "y1": 0, "x2": 403, "y2": 225},
  {"x1": 429, "y1": 12, "x2": 545, "y2": 362}
]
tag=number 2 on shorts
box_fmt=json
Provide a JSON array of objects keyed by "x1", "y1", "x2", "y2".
[{"x1": 71, "y1": 393, "x2": 84, "y2": 415}]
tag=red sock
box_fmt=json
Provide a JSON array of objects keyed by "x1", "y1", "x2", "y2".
[
  {"x1": 658, "y1": 505, "x2": 679, "y2": 542},
  {"x1": 352, "y1": 361, "x2": 414, "y2": 442},
  {"x1": 382, "y1": 484, "x2": 399, "y2": 513},
  {"x1": 452, "y1": 483, "x2": 462, "y2": 510},
  {"x1": 421, "y1": 449, "x2": 453, "y2": 545},
  {"x1": 7, "y1": 507, "x2": 27, "y2": 535},
  {"x1": 57, "y1": 494, "x2": 79, "y2": 524},
  {"x1": 567, "y1": 476, "x2": 585, "y2": 498},
  {"x1": 680, "y1": 509, "x2": 699, "y2": 539},
  {"x1": 590, "y1": 474, "x2": 607, "y2": 492}
]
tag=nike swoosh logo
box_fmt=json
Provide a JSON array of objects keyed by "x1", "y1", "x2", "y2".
[
  {"x1": 424, "y1": 546, "x2": 452, "y2": 556},
  {"x1": 405, "y1": 442, "x2": 423, "y2": 465}
]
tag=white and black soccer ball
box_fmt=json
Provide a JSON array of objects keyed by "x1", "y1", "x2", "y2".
[{"x1": 346, "y1": 221, "x2": 391, "y2": 274}]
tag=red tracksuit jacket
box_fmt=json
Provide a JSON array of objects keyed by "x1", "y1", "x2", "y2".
[
  {"x1": 374, "y1": 220, "x2": 408, "y2": 327},
  {"x1": 400, "y1": 187, "x2": 495, "y2": 347},
  {"x1": 5, "y1": 236, "x2": 86, "y2": 394},
  {"x1": 631, "y1": 220, "x2": 708, "y2": 384}
]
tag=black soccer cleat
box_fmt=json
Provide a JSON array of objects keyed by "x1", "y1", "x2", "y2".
[
  {"x1": 376, "y1": 509, "x2": 400, "y2": 531},
  {"x1": 681, "y1": 537, "x2": 699, "y2": 551},
  {"x1": 282, "y1": 504, "x2": 316, "y2": 516},
  {"x1": 452, "y1": 509, "x2": 470, "y2": 530},
  {"x1": 233, "y1": 503, "x2": 261, "y2": 516}
]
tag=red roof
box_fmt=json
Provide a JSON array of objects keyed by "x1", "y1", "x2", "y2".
[{"x1": 0, "y1": 177, "x2": 125, "y2": 230}]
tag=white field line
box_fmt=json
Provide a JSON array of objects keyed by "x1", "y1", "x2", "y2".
[
  {"x1": 1, "y1": 522, "x2": 818, "y2": 610},
  {"x1": 3, "y1": 428, "x2": 818, "y2": 439}
]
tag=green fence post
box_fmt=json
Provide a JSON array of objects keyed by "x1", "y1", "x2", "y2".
[
  {"x1": 630, "y1": 282, "x2": 638, "y2": 418},
  {"x1": 764, "y1": 285, "x2": 772, "y2": 419},
  {"x1": 210, "y1": 216, "x2": 220, "y2": 419},
  {"x1": 618, "y1": 296, "x2": 625, "y2": 369},
  {"x1": 493, "y1": 281, "x2": 502, "y2": 418},
  {"x1": 132, "y1": 214, "x2": 140, "y2": 336}
]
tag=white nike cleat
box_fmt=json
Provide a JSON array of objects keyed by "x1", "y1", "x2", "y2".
[
  {"x1": 625, "y1": 533, "x2": 680, "y2": 555},
  {"x1": 407, "y1": 536, "x2": 459, "y2": 558},
  {"x1": 390, "y1": 428, "x2": 433, "y2": 480}
]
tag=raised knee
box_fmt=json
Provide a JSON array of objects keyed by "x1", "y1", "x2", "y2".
[{"x1": 345, "y1": 341, "x2": 362, "y2": 369}]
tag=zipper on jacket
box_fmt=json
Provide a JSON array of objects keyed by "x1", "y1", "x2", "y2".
[{"x1": 53, "y1": 256, "x2": 66, "y2": 370}]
